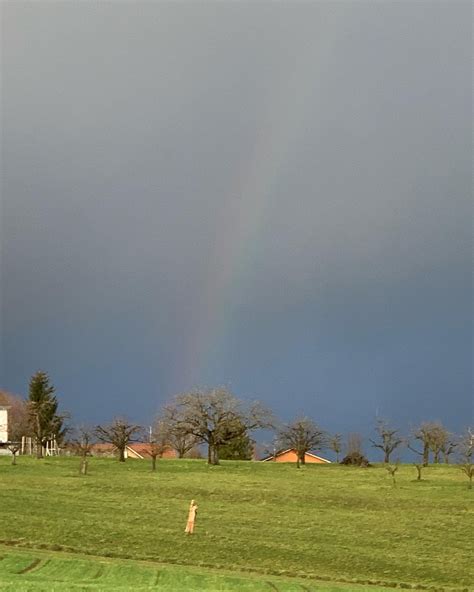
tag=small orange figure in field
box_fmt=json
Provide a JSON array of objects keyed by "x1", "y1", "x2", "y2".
[{"x1": 185, "y1": 499, "x2": 198, "y2": 534}]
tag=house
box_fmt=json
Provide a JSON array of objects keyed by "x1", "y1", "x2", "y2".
[
  {"x1": 0, "y1": 406, "x2": 8, "y2": 443},
  {"x1": 89, "y1": 443, "x2": 117, "y2": 457},
  {"x1": 89, "y1": 442, "x2": 177, "y2": 459},
  {"x1": 261, "y1": 448, "x2": 331, "y2": 464},
  {"x1": 125, "y1": 443, "x2": 176, "y2": 459}
]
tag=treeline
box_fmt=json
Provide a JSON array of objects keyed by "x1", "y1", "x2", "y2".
[{"x1": 1, "y1": 372, "x2": 473, "y2": 486}]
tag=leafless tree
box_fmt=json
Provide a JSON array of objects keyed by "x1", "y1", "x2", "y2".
[
  {"x1": 414, "y1": 463, "x2": 424, "y2": 481},
  {"x1": 369, "y1": 419, "x2": 403, "y2": 463},
  {"x1": 408, "y1": 422, "x2": 438, "y2": 466},
  {"x1": 328, "y1": 433, "x2": 342, "y2": 463},
  {"x1": 7, "y1": 443, "x2": 20, "y2": 465},
  {"x1": 347, "y1": 433, "x2": 364, "y2": 456},
  {"x1": 426, "y1": 423, "x2": 453, "y2": 464},
  {"x1": 277, "y1": 417, "x2": 326, "y2": 468},
  {"x1": 161, "y1": 405, "x2": 200, "y2": 458},
  {"x1": 460, "y1": 464, "x2": 473, "y2": 489},
  {"x1": 458, "y1": 428, "x2": 473, "y2": 489},
  {"x1": 440, "y1": 435, "x2": 458, "y2": 464},
  {"x1": 165, "y1": 387, "x2": 273, "y2": 465},
  {"x1": 386, "y1": 462, "x2": 399, "y2": 488},
  {"x1": 148, "y1": 419, "x2": 172, "y2": 471},
  {"x1": 95, "y1": 418, "x2": 141, "y2": 462},
  {"x1": 71, "y1": 426, "x2": 95, "y2": 475}
]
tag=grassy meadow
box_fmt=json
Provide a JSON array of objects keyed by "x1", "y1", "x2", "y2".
[{"x1": 0, "y1": 457, "x2": 472, "y2": 591}]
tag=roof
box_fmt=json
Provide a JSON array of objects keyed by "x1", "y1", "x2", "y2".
[
  {"x1": 126, "y1": 442, "x2": 176, "y2": 459},
  {"x1": 90, "y1": 443, "x2": 116, "y2": 454},
  {"x1": 261, "y1": 448, "x2": 331, "y2": 463}
]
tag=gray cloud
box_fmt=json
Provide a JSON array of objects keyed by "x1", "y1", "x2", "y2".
[{"x1": 1, "y1": 2, "x2": 471, "y2": 433}]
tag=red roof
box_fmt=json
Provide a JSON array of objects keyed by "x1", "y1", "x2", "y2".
[{"x1": 126, "y1": 443, "x2": 176, "y2": 459}]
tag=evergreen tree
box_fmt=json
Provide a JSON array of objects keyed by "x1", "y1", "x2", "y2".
[
  {"x1": 28, "y1": 370, "x2": 64, "y2": 458},
  {"x1": 218, "y1": 430, "x2": 254, "y2": 460}
]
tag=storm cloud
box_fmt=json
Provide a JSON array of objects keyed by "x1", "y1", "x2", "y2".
[{"x1": 1, "y1": 2, "x2": 472, "y2": 436}]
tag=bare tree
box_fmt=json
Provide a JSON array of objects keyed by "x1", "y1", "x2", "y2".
[
  {"x1": 165, "y1": 387, "x2": 273, "y2": 465},
  {"x1": 427, "y1": 423, "x2": 452, "y2": 464},
  {"x1": 328, "y1": 433, "x2": 342, "y2": 463},
  {"x1": 71, "y1": 426, "x2": 95, "y2": 475},
  {"x1": 7, "y1": 443, "x2": 20, "y2": 465},
  {"x1": 408, "y1": 422, "x2": 456, "y2": 465},
  {"x1": 369, "y1": 419, "x2": 403, "y2": 464},
  {"x1": 440, "y1": 434, "x2": 458, "y2": 464},
  {"x1": 386, "y1": 462, "x2": 399, "y2": 488},
  {"x1": 162, "y1": 405, "x2": 200, "y2": 458},
  {"x1": 408, "y1": 422, "x2": 438, "y2": 466},
  {"x1": 414, "y1": 463, "x2": 424, "y2": 481},
  {"x1": 148, "y1": 419, "x2": 172, "y2": 471},
  {"x1": 347, "y1": 433, "x2": 364, "y2": 456},
  {"x1": 458, "y1": 428, "x2": 473, "y2": 489},
  {"x1": 277, "y1": 417, "x2": 326, "y2": 468},
  {"x1": 460, "y1": 464, "x2": 473, "y2": 489},
  {"x1": 95, "y1": 418, "x2": 141, "y2": 462}
]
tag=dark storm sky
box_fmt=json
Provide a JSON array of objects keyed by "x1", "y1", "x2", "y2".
[{"x1": 1, "y1": 1, "x2": 472, "y2": 439}]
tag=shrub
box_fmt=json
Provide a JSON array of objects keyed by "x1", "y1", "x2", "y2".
[{"x1": 340, "y1": 451, "x2": 371, "y2": 467}]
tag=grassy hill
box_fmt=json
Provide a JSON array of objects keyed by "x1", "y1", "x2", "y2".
[{"x1": 0, "y1": 457, "x2": 472, "y2": 591}]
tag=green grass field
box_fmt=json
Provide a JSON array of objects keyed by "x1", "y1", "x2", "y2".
[{"x1": 0, "y1": 457, "x2": 472, "y2": 591}]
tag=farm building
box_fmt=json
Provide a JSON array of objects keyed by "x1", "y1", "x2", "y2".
[
  {"x1": 0, "y1": 406, "x2": 8, "y2": 443},
  {"x1": 89, "y1": 442, "x2": 177, "y2": 459},
  {"x1": 126, "y1": 443, "x2": 176, "y2": 459},
  {"x1": 262, "y1": 448, "x2": 331, "y2": 464}
]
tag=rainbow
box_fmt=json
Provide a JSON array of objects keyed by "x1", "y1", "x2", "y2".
[{"x1": 174, "y1": 13, "x2": 344, "y2": 392}]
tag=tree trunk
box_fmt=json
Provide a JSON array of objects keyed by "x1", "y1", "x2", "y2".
[
  {"x1": 35, "y1": 415, "x2": 43, "y2": 459},
  {"x1": 300, "y1": 452, "x2": 306, "y2": 466},
  {"x1": 35, "y1": 436, "x2": 43, "y2": 459},
  {"x1": 207, "y1": 442, "x2": 212, "y2": 464},
  {"x1": 151, "y1": 456, "x2": 157, "y2": 472},
  {"x1": 80, "y1": 457, "x2": 88, "y2": 475},
  {"x1": 422, "y1": 442, "x2": 429, "y2": 466},
  {"x1": 11, "y1": 453, "x2": 17, "y2": 466},
  {"x1": 434, "y1": 451, "x2": 440, "y2": 464},
  {"x1": 384, "y1": 451, "x2": 390, "y2": 464},
  {"x1": 211, "y1": 446, "x2": 220, "y2": 465},
  {"x1": 119, "y1": 447, "x2": 126, "y2": 462}
]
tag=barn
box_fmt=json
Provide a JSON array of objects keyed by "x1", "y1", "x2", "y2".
[{"x1": 262, "y1": 448, "x2": 331, "y2": 464}]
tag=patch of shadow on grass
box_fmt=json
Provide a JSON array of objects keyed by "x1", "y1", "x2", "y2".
[
  {"x1": 17, "y1": 558, "x2": 47, "y2": 574},
  {"x1": 93, "y1": 565, "x2": 105, "y2": 579},
  {"x1": 154, "y1": 570, "x2": 163, "y2": 587},
  {"x1": 266, "y1": 581, "x2": 280, "y2": 591}
]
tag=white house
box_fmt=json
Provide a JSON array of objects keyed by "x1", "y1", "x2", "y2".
[{"x1": 0, "y1": 406, "x2": 8, "y2": 443}]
